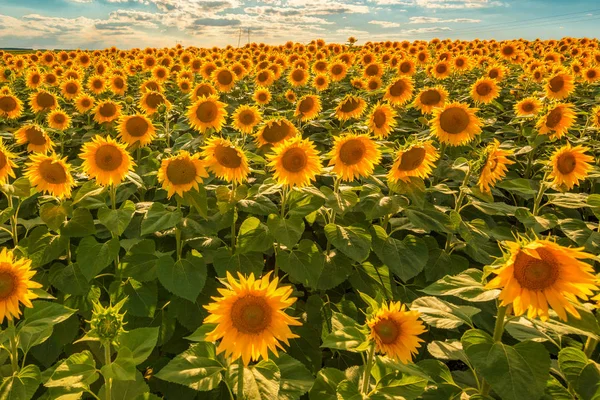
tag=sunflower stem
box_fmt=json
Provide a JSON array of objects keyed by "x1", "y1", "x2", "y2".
[
  {"x1": 176, "y1": 198, "x2": 182, "y2": 260},
  {"x1": 8, "y1": 319, "x2": 18, "y2": 373},
  {"x1": 280, "y1": 185, "x2": 288, "y2": 219},
  {"x1": 7, "y1": 195, "x2": 18, "y2": 246},
  {"x1": 480, "y1": 304, "x2": 507, "y2": 396},
  {"x1": 444, "y1": 164, "x2": 471, "y2": 252},
  {"x1": 110, "y1": 184, "x2": 117, "y2": 210},
  {"x1": 584, "y1": 336, "x2": 598, "y2": 358},
  {"x1": 104, "y1": 342, "x2": 112, "y2": 400},
  {"x1": 165, "y1": 110, "x2": 170, "y2": 148},
  {"x1": 361, "y1": 341, "x2": 376, "y2": 395},
  {"x1": 236, "y1": 357, "x2": 244, "y2": 400},
  {"x1": 231, "y1": 182, "x2": 237, "y2": 254}
]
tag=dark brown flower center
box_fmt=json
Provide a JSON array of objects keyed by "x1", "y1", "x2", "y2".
[
  {"x1": 549, "y1": 75, "x2": 565, "y2": 93},
  {"x1": 373, "y1": 318, "x2": 400, "y2": 344},
  {"x1": 0, "y1": 269, "x2": 16, "y2": 299},
  {"x1": 340, "y1": 98, "x2": 361, "y2": 113},
  {"x1": 231, "y1": 295, "x2": 272, "y2": 334},
  {"x1": 298, "y1": 97, "x2": 315, "y2": 114},
  {"x1": 420, "y1": 89, "x2": 442, "y2": 105},
  {"x1": 196, "y1": 101, "x2": 218, "y2": 123},
  {"x1": 557, "y1": 152, "x2": 576, "y2": 174},
  {"x1": 125, "y1": 116, "x2": 149, "y2": 137},
  {"x1": 398, "y1": 147, "x2": 426, "y2": 171},
  {"x1": 95, "y1": 144, "x2": 124, "y2": 171},
  {"x1": 282, "y1": 147, "x2": 307, "y2": 173},
  {"x1": 0, "y1": 96, "x2": 17, "y2": 112},
  {"x1": 545, "y1": 107, "x2": 563, "y2": 129},
  {"x1": 217, "y1": 70, "x2": 233, "y2": 85},
  {"x1": 145, "y1": 92, "x2": 164, "y2": 109},
  {"x1": 439, "y1": 107, "x2": 470, "y2": 134},
  {"x1": 166, "y1": 158, "x2": 196, "y2": 185},
  {"x1": 339, "y1": 139, "x2": 365, "y2": 165},
  {"x1": 262, "y1": 121, "x2": 291, "y2": 143},
  {"x1": 25, "y1": 127, "x2": 47, "y2": 145},
  {"x1": 36, "y1": 92, "x2": 56, "y2": 109},
  {"x1": 513, "y1": 248, "x2": 559, "y2": 290},
  {"x1": 215, "y1": 145, "x2": 242, "y2": 168},
  {"x1": 476, "y1": 83, "x2": 492, "y2": 96},
  {"x1": 40, "y1": 159, "x2": 68, "y2": 184}
]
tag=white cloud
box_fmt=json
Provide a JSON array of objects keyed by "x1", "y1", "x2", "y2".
[
  {"x1": 409, "y1": 16, "x2": 480, "y2": 23},
  {"x1": 401, "y1": 26, "x2": 452, "y2": 34},
  {"x1": 399, "y1": 0, "x2": 502, "y2": 8},
  {"x1": 368, "y1": 0, "x2": 411, "y2": 4},
  {"x1": 369, "y1": 20, "x2": 400, "y2": 28}
]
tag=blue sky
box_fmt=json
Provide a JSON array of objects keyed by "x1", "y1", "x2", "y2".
[{"x1": 0, "y1": 0, "x2": 599, "y2": 49}]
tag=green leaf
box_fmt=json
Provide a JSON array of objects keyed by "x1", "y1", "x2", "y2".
[
  {"x1": 212, "y1": 248, "x2": 264, "y2": 278},
  {"x1": 324, "y1": 224, "x2": 371, "y2": 263},
  {"x1": 273, "y1": 354, "x2": 314, "y2": 400},
  {"x1": 558, "y1": 347, "x2": 600, "y2": 400},
  {"x1": 309, "y1": 368, "x2": 345, "y2": 400},
  {"x1": 238, "y1": 195, "x2": 278, "y2": 216},
  {"x1": 61, "y1": 208, "x2": 96, "y2": 237},
  {"x1": 101, "y1": 347, "x2": 136, "y2": 382},
  {"x1": 50, "y1": 263, "x2": 90, "y2": 295},
  {"x1": 98, "y1": 200, "x2": 136, "y2": 236},
  {"x1": 0, "y1": 365, "x2": 41, "y2": 400},
  {"x1": 276, "y1": 240, "x2": 323, "y2": 289},
  {"x1": 371, "y1": 226, "x2": 428, "y2": 282},
  {"x1": 411, "y1": 296, "x2": 480, "y2": 329},
  {"x1": 462, "y1": 329, "x2": 550, "y2": 400},
  {"x1": 287, "y1": 190, "x2": 326, "y2": 218},
  {"x1": 236, "y1": 217, "x2": 273, "y2": 254},
  {"x1": 157, "y1": 252, "x2": 207, "y2": 302},
  {"x1": 183, "y1": 187, "x2": 208, "y2": 219},
  {"x1": 404, "y1": 205, "x2": 453, "y2": 234},
  {"x1": 123, "y1": 279, "x2": 157, "y2": 318},
  {"x1": 44, "y1": 350, "x2": 99, "y2": 389},
  {"x1": 372, "y1": 374, "x2": 428, "y2": 400},
  {"x1": 335, "y1": 380, "x2": 362, "y2": 400},
  {"x1": 422, "y1": 269, "x2": 500, "y2": 302},
  {"x1": 321, "y1": 186, "x2": 359, "y2": 215},
  {"x1": 389, "y1": 177, "x2": 426, "y2": 209},
  {"x1": 3, "y1": 177, "x2": 32, "y2": 198},
  {"x1": 321, "y1": 312, "x2": 367, "y2": 352},
  {"x1": 18, "y1": 301, "x2": 76, "y2": 338},
  {"x1": 72, "y1": 180, "x2": 105, "y2": 205},
  {"x1": 76, "y1": 236, "x2": 120, "y2": 281},
  {"x1": 118, "y1": 327, "x2": 159, "y2": 365},
  {"x1": 99, "y1": 371, "x2": 149, "y2": 400},
  {"x1": 0, "y1": 207, "x2": 14, "y2": 225},
  {"x1": 495, "y1": 178, "x2": 538, "y2": 196},
  {"x1": 155, "y1": 342, "x2": 224, "y2": 391},
  {"x1": 266, "y1": 214, "x2": 304, "y2": 249},
  {"x1": 140, "y1": 202, "x2": 182, "y2": 236},
  {"x1": 40, "y1": 203, "x2": 68, "y2": 231},
  {"x1": 238, "y1": 360, "x2": 281, "y2": 400},
  {"x1": 121, "y1": 240, "x2": 158, "y2": 282}
]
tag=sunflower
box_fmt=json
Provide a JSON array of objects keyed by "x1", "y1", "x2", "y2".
[
  {"x1": 367, "y1": 301, "x2": 426, "y2": 364},
  {"x1": 388, "y1": 141, "x2": 439, "y2": 183},
  {"x1": 486, "y1": 64, "x2": 507, "y2": 81},
  {"x1": 486, "y1": 238, "x2": 598, "y2": 321},
  {"x1": 267, "y1": 136, "x2": 321, "y2": 188},
  {"x1": 367, "y1": 102, "x2": 397, "y2": 138},
  {"x1": 431, "y1": 102, "x2": 482, "y2": 146},
  {"x1": 94, "y1": 100, "x2": 122, "y2": 124},
  {"x1": 15, "y1": 124, "x2": 54, "y2": 153},
  {"x1": 256, "y1": 118, "x2": 299, "y2": 148},
  {"x1": 288, "y1": 68, "x2": 309, "y2": 87},
  {"x1": 471, "y1": 77, "x2": 500, "y2": 104},
  {"x1": 232, "y1": 105, "x2": 262, "y2": 135},
  {"x1": 545, "y1": 72, "x2": 574, "y2": 100},
  {"x1": 397, "y1": 59, "x2": 416, "y2": 76},
  {"x1": 75, "y1": 94, "x2": 95, "y2": 114},
  {"x1": 548, "y1": 143, "x2": 593, "y2": 190},
  {"x1": 158, "y1": 151, "x2": 207, "y2": 198},
  {"x1": 60, "y1": 79, "x2": 82, "y2": 100},
  {"x1": 592, "y1": 105, "x2": 600, "y2": 129},
  {"x1": 190, "y1": 83, "x2": 215, "y2": 102},
  {"x1": 255, "y1": 69, "x2": 275, "y2": 87},
  {"x1": 478, "y1": 139, "x2": 514, "y2": 192},
  {"x1": 29, "y1": 90, "x2": 57, "y2": 113},
  {"x1": 117, "y1": 114, "x2": 156, "y2": 147},
  {"x1": 204, "y1": 272, "x2": 301, "y2": 366},
  {"x1": 87, "y1": 75, "x2": 106, "y2": 95},
  {"x1": 187, "y1": 95, "x2": 227, "y2": 134},
  {"x1": 335, "y1": 95, "x2": 367, "y2": 121},
  {"x1": 177, "y1": 78, "x2": 192, "y2": 94},
  {"x1": 313, "y1": 74, "x2": 330, "y2": 91},
  {"x1": 431, "y1": 61, "x2": 452, "y2": 80},
  {"x1": 139, "y1": 91, "x2": 171, "y2": 115},
  {"x1": 582, "y1": 66, "x2": 600, "y2": 83},
  {"x1": 212, "y1": 67, "x2": 236, "y2": 92},
  {"x1": 109, "y1": 75, "x2": 127, "y2": 96},
  {"x1": 536, "y1": 103, "x2": 576, "y2": 139},
  {"x1": 366, "y1": 77, "x2": 383, "y2": 92},
  {"x1": 328, "y1": 133, "x2": 381, "y2": 181},
  {"x1": 284, "y1": 89, "x2": 296, "y2": 103},
  {"x1": 0, "y1": 138, "x2": 17, "y2": 185},
  {"x1": 294, "y1": 95, "x2": 322, "y2": 122},
  {"x1": 80, "y1": 135, "x2": 134, "y2": 186},
  {"x1": 0, "y1": 248, "x2": 41, "y2": 323},
  {"x1": 0, "y1": 94, "x2": 22, "y2": 119},
  {"x1": 25, "y1": 69, "x2": 43, "y2": 89},
  {"x1": 329, "y1": 61, "x2": 348, "y2": 81},
  {"x1": 47, "y1": 109, "x2": 71, "y2": 131},
  {"x1": 25, "y1": 153, "x2": 75, "y2": 199},
  {"x1": 383, "y1": 77, "x2": 414, "y2": 106},
  {"x1": 201, "y1": 137, "x2": 249, "y2": 184},
  {"x1": 514, "y1": 97, "x2": 542, "y2": 117},
  {"x1": 254, "y1": 87, "x2": 272, "y2": 105},
  {"x1": 152, "y1": 66, "x2": 169, "y2": 83},
  {"x1": 414, "y1": 86, "x2": 448, "y2": 114}
]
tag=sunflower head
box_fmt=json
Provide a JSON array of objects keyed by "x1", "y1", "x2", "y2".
[
  {"x1": 367, "y1": 301, "x2": 426, "y2": 364},
  {"x1": 94, "y1": 100, "x2": 122, "y2": 124},
  {"x1": 288, "y1": 68, "x2": 309, "y2": 87},
  {"x1": 335, "y1": 95, "x2": 367, "y2": 121},
  {"x1": 414, "y1": 86, "x2": 448, "y2": 114},
  {"x1": 486, "y1": 238, "x2": 598, "y2": 321},
  {"x1": 388, "y1": 140, "x2": 439, "y2": 183},
  {"x1": 328, "y1": 133, "x2": 381, "y2": 181},
  {"x1": 367, "y1": 102, "x2": 397, "y2": 139},
  {"x1": 471, "y1": 77, "x2": 500, "y2": 104},
  {"x1": 514, "y1": 97, "x2": 542, "y2": 117},
  {"x1": 256, "y1": 118, "x2": 299, "y2": 148},
  {"x1": 383, "y1": 77, "x2": 414, "y2": 106},
  {"x1": 187, "y1": 95, "x2": 227, "y2": 134},
  {"x1": 0, "y1": 138, "x2": 17, "y2": 185},
  {"x1": 80, "y1": 135, "x2": 134, "y2": 186},
  {"x1": 477, "y1": 139, "x2": 514, "y2": 192},
  {"x1": 549, "y1": 143, "x2": 593, "y2": 191},
  {"x1": 204, "y1": 272, "x2": 301, "y2": 366},
  {"x1": 536, "y1": 103, "x2": 576, "y2": 139},
  {"x1": 431, "y1": 102, "x2": 482, "y2": 146},
  {"x1": 117, "y1": 114, "x2": 156, "y2": 147},
  {"x1": 0, "y1": 249, "x2": 41, "y2": 323},
  {"x1": 47, "y1": 109, "x2": 71, "y2": 131},
  {"x1": 191, "y1": 82, "x2": 217, "y2": 101},
  {"x1": 0, "y1": 94, "x2": 23, "y2": 119},
  {"x1": 267, "y1": 136, "x2": 322, "y2": 188},
  {"x1": 294, "y1": 94, "x2": 322, "y2": 122},
  {"x1": 25, "y1": 153, "x2": 75, "y2": 199},
  {"x1": 254, "y1": 87, "x2": 272, "y2": 105},
  {"x1": 212, "y1": 67, "x2": 236, "y2": 92},
  {"x1": 201, "y1": 137, "x2": 249, "y2": 184},
  {"x1": 545, "y1": 72, "x2": 575, "y2": 100},
  {"x1": 29, "y1": 90, "x2": 57, "y2": 113},
  {"x1": 15, "y1": 124, "x2": 54, "y2": 154},
  {"x1": 140, "y1": 91, "x2": 171, "y2": 115},
  {"x1": 158, "y1": 151, "x2": 208, "y2": 198},
  {"x1": 232, "y1": 105, "x2": 262, "y2": 135}
]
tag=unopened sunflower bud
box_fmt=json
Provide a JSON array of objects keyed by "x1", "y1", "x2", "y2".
[{"x1": 89, "y1": 299, "x2": 127, "y2": 344}]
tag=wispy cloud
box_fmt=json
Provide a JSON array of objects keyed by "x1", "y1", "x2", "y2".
[
  {"x1": 369, "y1": 20, "x2": 401, "y2": 28},
  {"x1": 409, "y1": 16, "x2": 481, "y2": 23}
]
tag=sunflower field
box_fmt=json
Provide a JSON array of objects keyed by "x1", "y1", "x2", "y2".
[{"x1": 0, "y1": 37, "x2": 599, "y2": 400}]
